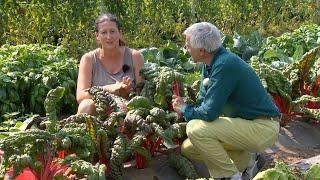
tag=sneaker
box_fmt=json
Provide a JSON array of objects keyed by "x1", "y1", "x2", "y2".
[
  {"x1": 241, "y1": 153, "x2": 266, "y2": 180},
  {"x1": 230, "y1": 172, "x2": 242, "y2": 180},
  {"x1": 215, "y1": 172, "x2": 242, "y2": 180}
]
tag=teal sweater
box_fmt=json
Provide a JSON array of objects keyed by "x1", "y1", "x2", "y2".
[{"x1": 181, "y1": 47, "x2": 280, "y2": 121}]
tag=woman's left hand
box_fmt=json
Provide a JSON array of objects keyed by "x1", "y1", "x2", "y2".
[
  {"x1": 122, "y1": 76, "x2": 133, "y2": 87},
  {"x1": 117, "y1": 76, "x2": 133, "y2": 98}
]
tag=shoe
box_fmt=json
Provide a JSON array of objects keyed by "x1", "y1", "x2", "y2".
[
  {"x1": 230, "y1": 172, "x2": 242, "y2": 180},
  {"x1": 215, "y1": 172, "x2": 242, "y2": 180},
  {"x1": 241, "y1": 153, "x2": 266, "y2": 180}
]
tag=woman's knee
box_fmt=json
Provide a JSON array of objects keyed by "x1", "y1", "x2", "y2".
[{"x1": 77, "y1": 99, "x2": 96, "y2": 115}]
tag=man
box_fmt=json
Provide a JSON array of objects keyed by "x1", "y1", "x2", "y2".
[{"x1": 172, "y1": 22, "x2": 280, "y2": 179}]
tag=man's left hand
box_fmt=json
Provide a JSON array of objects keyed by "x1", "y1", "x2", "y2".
[{"x1": 172, "y1": 95, "x2": 186, "y2": 114}]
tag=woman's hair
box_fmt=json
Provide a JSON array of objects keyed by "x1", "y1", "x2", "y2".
[
  {"x1": 183, "y1": 22, "x2": 222, "y2": 53},
  {"x1": 95, "y1": 13, "x2": 126, "y2": 46}
]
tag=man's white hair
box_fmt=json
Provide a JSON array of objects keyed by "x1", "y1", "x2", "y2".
[{"x1": 183, "y1": 22, "x2": 222, "y2": 53}]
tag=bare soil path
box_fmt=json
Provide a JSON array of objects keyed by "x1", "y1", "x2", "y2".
[{"x1": 262, "y1": 119, "x2": 320, "y2": 170}]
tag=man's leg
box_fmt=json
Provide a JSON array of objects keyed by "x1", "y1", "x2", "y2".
[
  {"x1": 224, "y1": 146, "x2": 251, "y2": 173},
  {"x1": 181, "y1": 138, "x2": 204, "y2": 163},
  {"x1": 182, "y1": 117, "x2": 279, "y2": 178},
  {"x1": 182, "y1": 139, "x2": 251, "y2": 173}
]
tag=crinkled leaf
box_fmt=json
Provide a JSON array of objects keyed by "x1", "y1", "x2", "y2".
[
  {"x1": 292, "y1": 45, "x2": 304, "y2": 62},
  {"x1": 306, "y1": 164, "x2": 320, "y2": 179},
  {"x1": 126, "y1": 96, "x2": 152, "y2": 110},
  {"x1": 297, "y1": 46, "x2": 319, "y2": 80}
]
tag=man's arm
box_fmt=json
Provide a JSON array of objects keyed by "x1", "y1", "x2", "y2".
[{"x1": 182, "y1": 62, "x2": 238, "y2": 121}]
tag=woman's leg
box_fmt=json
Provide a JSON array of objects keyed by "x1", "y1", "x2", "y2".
[{"x1": 77, "y1": 99, "x2": 97, "y2": 115}]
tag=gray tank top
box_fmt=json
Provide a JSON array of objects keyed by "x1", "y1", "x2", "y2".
[{"x1": 91, "y1": 47, "x2": 136, "y2": 88}]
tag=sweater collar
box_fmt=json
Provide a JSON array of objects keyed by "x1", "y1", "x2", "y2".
[{"x1": 206, "y1": 46, "x2": 225, "y2": 69}]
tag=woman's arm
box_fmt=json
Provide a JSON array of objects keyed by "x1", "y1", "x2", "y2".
[
  {"x1": 76, "y1": 52, "x2": 94, "y2": 104},
  {"x1": 132, "y1": 49, "x2": 145, "y2": 84}
]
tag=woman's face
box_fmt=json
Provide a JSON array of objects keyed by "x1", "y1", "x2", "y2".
[{"x1": 96, "y1": 20, "x2": 121, "y2": 49}]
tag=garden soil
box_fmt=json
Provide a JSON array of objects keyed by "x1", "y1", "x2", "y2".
[{"x1": 122, "y1": 119, "x2": 320, "y2": 180}]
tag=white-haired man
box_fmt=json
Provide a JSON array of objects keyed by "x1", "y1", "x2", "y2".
[{"x1": 172, "y1": 22, "x2": 280, "y2": 179}]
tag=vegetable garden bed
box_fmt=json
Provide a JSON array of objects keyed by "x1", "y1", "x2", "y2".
[{"x1": 1, "y1": 24, "x2": 320, "y2": 179}]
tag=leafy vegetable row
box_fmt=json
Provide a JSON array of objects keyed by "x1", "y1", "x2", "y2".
[{"x1": 0, "y1": 44, "x2": 78, "y2": 121}]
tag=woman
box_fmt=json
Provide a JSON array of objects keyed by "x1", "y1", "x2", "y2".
[{"x1": 76, "y1": 13, "x2": 144, "y2": 115}]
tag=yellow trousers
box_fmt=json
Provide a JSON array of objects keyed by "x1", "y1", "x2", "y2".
[{"x1": 181, "y1": 116, "x2": 279, "y2": 178}]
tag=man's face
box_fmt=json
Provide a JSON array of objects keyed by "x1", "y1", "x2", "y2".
[{"x1": 184, "y1": 35, "x2": 201, "y2": 62}]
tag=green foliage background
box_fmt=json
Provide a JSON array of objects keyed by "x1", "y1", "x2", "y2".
[{"x1": 0, "y1": 0, "x2": 318, "y2": 59}]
